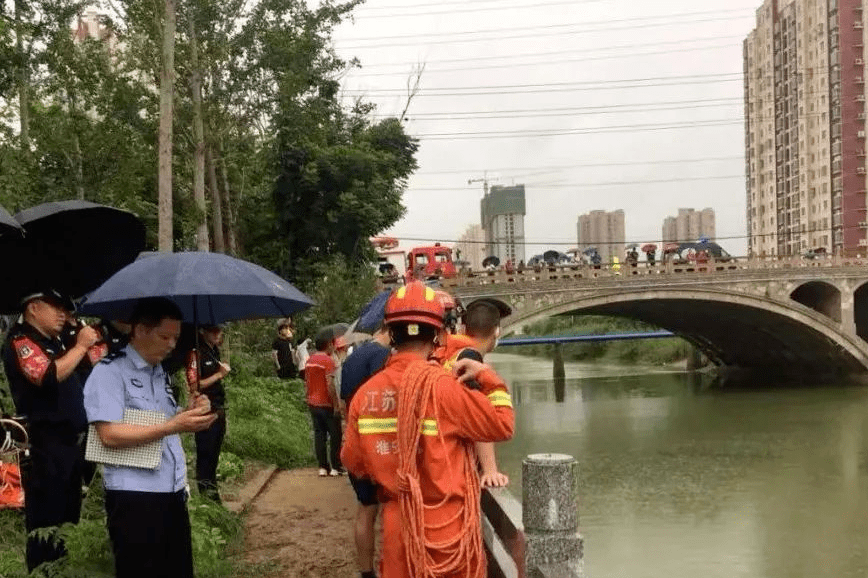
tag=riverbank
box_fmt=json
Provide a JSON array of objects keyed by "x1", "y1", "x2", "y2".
[
  {"x1": 507, "y1": 314, "x2": 693, "y2": 366},
  {"x1": 0, "y1": 330, "x2": 316, "y2": 576}
]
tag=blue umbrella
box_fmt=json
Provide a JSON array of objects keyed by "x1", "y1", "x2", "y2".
[
  {"x1": 79, "y1": 251, "x2": 314, "y2": 324},
  {"x1": 351, "y1": 290, "x2": 392, "y2": 335}
]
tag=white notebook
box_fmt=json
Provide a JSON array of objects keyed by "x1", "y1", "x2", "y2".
[{"x1": 85, "y1": 409, "x2": 165, "y2": 470}]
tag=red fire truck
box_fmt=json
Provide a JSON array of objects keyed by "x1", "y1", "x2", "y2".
[{"x1": 371, "y1": 238, "x2": 457, "y2": 283}]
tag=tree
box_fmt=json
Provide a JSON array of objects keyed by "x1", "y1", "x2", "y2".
[{"x1": 157, "y1": 0, "x2": 176, "y2": 251}]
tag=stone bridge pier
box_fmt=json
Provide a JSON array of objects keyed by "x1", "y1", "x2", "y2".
[{"x1": 447, "y1": 262, "x2": 868, "y2": 376}]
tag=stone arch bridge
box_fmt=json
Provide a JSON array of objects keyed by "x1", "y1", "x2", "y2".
[{"x1": 443, "y1": 259, "x2": 868, "y2": 376}]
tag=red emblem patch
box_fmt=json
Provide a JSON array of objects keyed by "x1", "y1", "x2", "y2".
[{"x1": 13, "y1": 337, "x2": 51, "y2": 384}]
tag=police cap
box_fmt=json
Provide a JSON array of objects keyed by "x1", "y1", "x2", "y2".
[{"x1": 20, "y1": 289, "x2": 75, "y2": 313}]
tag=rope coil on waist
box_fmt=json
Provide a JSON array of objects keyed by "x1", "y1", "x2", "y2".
[{"x1": 396, "y1": 361, "x2": 484, "y2": 578}]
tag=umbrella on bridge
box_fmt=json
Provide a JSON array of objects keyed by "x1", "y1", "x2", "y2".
[
  {"x1": 482, "y1": 255, "x2": 500, "y2": 268},
  {"x1": 79, "y1": 251, "x2": 314, "y2": 325},
  {"x1": 625, "y1": 243, "x2": 639, "y2": 250},
  {"x1": 662, "y1": 243, "x2": 679, "y2": 254},
  {"x1": 582, "y1": 247, "x2": 598, "y2": 256},
  {"x1": 641, "y1": 243, "x2": 657, "y2": 253}
]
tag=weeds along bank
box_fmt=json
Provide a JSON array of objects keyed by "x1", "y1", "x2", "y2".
[
  {"x1": 506, "y1": 315, "x2": 693, "y2": 366},
  {"x1": 0, "y1": 320, "x2": 314, "y2": 577}
]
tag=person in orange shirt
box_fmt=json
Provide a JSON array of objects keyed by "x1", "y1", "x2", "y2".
[
  {"x1": 305, "y1": 336, "x2": 343, "y2": 476},
  {"x1": 433, "y1": 295, "x2": 513, "y2": 488},
  {"x1": 341, "y1": 281, "x2": 514, "y2": 578}
]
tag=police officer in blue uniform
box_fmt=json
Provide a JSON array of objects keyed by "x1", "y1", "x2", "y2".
[
  {"x1": 83, "y1": 298, "x2": 216, "y2": 578},
  {"x1": 1, "y1": 289, "x2": 100, "y2": 572}
]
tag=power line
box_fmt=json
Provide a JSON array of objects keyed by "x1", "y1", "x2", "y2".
[
  {"x1": 350, "y1": 33, "x2": 744, "y2": 69},
  {"x1": 386, "y1": 221, "x2": 859, "y2": 248},
  {"x1": 338, "y1": 14, "x2": 755, "y2": 49},
  {"x1": 348, "y1": 72, "x2": 743, "y2": 94},
  {"x1": 409, "y1": 118, "x2": 744, "y2": 140},
  {"x1": 351, "y1": 0, "x2": 606, "y2": 14},
  {"x1": 373, "y1": 97, "x2": 744, "y2": 119},
  {"x1": 343, "y1": 76, "x2": 745, "y2": 97},
  {"x1": 406, "y1": 174, "x2": 744, "y2": 191},
  {"x1": 341, "y1": 7, "x2": 753, "y2": 42}
]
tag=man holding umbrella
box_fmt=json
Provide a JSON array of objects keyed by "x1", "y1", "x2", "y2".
[
  {"x1": 83, "y1": 298, "x2": 217, "y2": 578},
  {"x1": 1, "y1": 289, "x2": 100, "y2": 572}
]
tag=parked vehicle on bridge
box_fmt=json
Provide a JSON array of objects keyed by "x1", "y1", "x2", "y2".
[{"x1": 371, "y1": 238, "x2": 457, "y2": 284}]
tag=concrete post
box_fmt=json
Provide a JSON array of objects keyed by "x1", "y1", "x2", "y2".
[
  {"x1": 522, "y1": 454, "x2": 584, "y2": 578},
  {"x1": 840, "y1": 282, "x2": 858, "y2": 337},
  {"x1": 552, "y1": 344, "x2": 565, "y2": 402}
]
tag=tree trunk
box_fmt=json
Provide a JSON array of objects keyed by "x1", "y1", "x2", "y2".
[
  {"x1": 217, "y1": 140, "x2": 238, "y2": 255},
  {"x1": 157, "y1": 0, "x2": 176, "y2": 252},
  {"x1": 206, "y1": 145, "x2": 225, "y2": 253},
  {"x1": 14, "y1": 0, "x2": 29, "y2": 150},
  {"x1": 188, "y1": 16, "x2": 208, "y2": 251}
]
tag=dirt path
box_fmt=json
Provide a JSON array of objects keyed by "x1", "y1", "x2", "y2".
[{"x1": 242, "y1": 468, "x2": 359, "y2": 577}]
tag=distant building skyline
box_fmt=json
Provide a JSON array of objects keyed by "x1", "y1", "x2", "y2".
[
  {"x1": 662, "y1": 208, "x2": 716, "y2": 244},
  {"x1": 577, "y1": 209, "x2": 625, "y2": 264},
  {"x1": 481, "y1": 184, "x2": 526, "y2": 264}
]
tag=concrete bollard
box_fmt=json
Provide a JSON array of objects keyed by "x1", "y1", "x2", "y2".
[{"x1": 522, "y1": 454, "x2": 584, "y2": 578}]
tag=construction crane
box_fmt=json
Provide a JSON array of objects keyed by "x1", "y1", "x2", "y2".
[{"x1": 468, "y1": 172, "x2": 498, "y2": 196}]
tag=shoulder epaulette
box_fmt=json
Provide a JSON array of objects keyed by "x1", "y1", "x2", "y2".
[{"x1": 99, "y1": 350, "x2": 127, "y2": 364}]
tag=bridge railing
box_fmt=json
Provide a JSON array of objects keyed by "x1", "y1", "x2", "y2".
[
  {"x1": 442, "y1": 256, "x2": 868, "y2": 288},
  {"x1": 482, "y1": 454, "x2": 584, "y2": 578}
]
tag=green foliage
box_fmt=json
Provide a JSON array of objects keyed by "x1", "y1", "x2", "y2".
[
  {"x1": 510, "y1": 315, "x2": 693, "y2": 365},
  {"x1": 223, "y1": 362, "x2": 313, "y2": 469},
  {"x1": 216, "y1": 451, "x2": 244, "y2": 484}
]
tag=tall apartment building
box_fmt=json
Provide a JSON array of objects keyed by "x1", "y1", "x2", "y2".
[
  {"x1": 576, "y1": 209, "x2": 625, "y2": 264},
  {"x1": 744, "y1": 0, "x2": 867, "y2": 257},
  {"x1": 454, "y1": 224, "x2": 486, "y2": 270},
  {"x1": 480, "y1": 185, "x2": 526, "y2": 264},
  {"x1": 661, "y1": 208, "x2": 717, "y2": 243}
]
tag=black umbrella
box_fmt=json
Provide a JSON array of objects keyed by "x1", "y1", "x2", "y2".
[
  {"x1": 13, "y1": 200, "x2": 146, "y2": 300},
  {"x1": 482, "y1": 255, "x2": 500, "y2": 268},
  {"x1": 0, "y1": 205, "x2": 22, "y2": 237}
]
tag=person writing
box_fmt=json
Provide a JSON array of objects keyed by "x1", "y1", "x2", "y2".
[
  {"x1": 185, "y1": 324, "x2": 231, "y2": 502},
  {"x1": 83, "y1": 298, "x2": 216, "y2": 578},
  {"x1": 1, "y1": 289, "x2": 99, "y2": 572}
]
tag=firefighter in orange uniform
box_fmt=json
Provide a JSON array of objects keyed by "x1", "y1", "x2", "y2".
[{"x1": 341, "y1": 281, "x2": 515, "y2": 578}]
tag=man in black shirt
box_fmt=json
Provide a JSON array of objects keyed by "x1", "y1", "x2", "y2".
[
  {"x1": 271, "y1": 318, "x2": 297, "y2": 379},
  {"x1": 1, "y1": 289, "x2": 99, "y2": 572}
]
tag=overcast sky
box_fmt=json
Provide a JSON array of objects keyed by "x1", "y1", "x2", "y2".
[{"x1": 331, "y1": 0, "x2": 758, "y2": 258}]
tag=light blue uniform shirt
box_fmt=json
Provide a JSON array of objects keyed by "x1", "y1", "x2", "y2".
[{"x1": 83, "y1": 345, "x2": 187, "y2": 493}]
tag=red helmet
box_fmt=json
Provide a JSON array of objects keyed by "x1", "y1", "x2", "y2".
[{"x1": 385, "y1": 281, "x2": 445, "y2": 329}]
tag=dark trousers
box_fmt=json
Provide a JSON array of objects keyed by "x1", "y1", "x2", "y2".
[
  {"x1": 105, "y1": 489, "x2": 193, "y2": 578},
  {"x1": 195, "y1": 410, "x2": 226, "y2": 500},
  {"x1": 309, "y1": 405, "x2": 342, "y2": 471},
  {"x1": 21, "y1": 423, "x2": 83, "y2": 572}
]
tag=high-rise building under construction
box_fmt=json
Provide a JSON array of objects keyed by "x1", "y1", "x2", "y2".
[{"x1": 744, "y1": 0, "x2": 867, "y2": 257}]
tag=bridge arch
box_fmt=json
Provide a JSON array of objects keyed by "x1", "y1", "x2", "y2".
[
  {"x1": 854, "y1": 282, "x2": 868, "y2": 342},
  {"x1": 499, "y1": 288, "x2": 868, "y2": 375},
  {"x1": 789, "y1": 281, "x2": 842, "y2": 323}
]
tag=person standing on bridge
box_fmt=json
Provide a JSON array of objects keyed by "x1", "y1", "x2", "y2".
[
  {"x1": 341, "y1": 281, "x2": 515, "y2": 578},
  {"x1": 433, "y1": 293, "x2": 512, "y2": 488}
]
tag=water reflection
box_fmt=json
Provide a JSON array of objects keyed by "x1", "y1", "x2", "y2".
[{"x1": 488, "y1": 352, "x2": 868, "y2": 578}]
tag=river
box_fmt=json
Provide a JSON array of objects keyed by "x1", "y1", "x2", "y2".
[{"x1": 487, "y1": 352, "x2": 868, "y2": 578}]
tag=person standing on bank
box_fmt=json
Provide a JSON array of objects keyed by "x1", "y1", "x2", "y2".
[
  {"x1": 304, "y1": 336, "x2": 344, "y2": 476},
  {"x1": 1, "y1": 289, "x2": 100, "y2": 572},
  {"x1": 271, "y1": 318, "x2": 297, "y2": 379},
  {"x1": 83, "y1": 298, "x2": 216, "y2": 578},
  {"x1": 185, "y1": 325, "x2": 231, "y2": 502}
]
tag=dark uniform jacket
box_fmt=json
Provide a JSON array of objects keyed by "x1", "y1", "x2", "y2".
[
  {"x1": 185, "y1": 343, "x2": 226, "y2": 410},
  {"x1": 1, "y1": 320, "x2": 87, "y2": 432}
]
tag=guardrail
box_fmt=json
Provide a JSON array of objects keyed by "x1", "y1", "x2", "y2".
[
  {"x1": 482, "y1": 454, "x2": 584, "y2": 578},
  {"x1": 439, "y1": 256, "x2": 868, "y2": 288}
]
